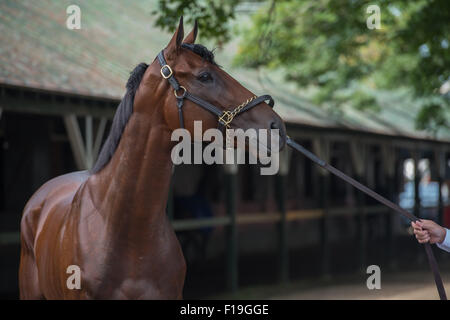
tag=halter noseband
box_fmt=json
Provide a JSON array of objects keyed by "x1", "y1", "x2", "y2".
[{"x1": 157, "y1": 44, "x2": 274, "y2": 130}]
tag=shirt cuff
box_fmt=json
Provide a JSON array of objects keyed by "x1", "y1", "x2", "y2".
[{"x1": 436, "y1": 228, "x2": 450, "y2": 252}]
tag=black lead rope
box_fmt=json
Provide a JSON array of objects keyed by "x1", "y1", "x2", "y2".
[{"x1": 286, "y1": 137, "x2": 447, "y2": 300}]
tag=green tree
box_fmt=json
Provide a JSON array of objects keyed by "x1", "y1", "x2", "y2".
[{"x1": 152, "y1": 0, "x2": 239, "y2": 45}]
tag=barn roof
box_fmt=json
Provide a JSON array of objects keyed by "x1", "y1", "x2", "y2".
[{"x1": 0, "y1": 0, "x2": 449, "y2": 143}]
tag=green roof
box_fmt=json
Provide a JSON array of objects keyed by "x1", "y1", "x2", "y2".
[{"x1": 1, "y1": 0, "x2": 449, "y2": 142}]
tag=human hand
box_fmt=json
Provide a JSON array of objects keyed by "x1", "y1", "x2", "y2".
[{"x1": 411, "y1": 220, "x2": 446, "y2": 244}]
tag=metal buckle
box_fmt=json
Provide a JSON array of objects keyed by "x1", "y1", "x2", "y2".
[
  {"x1": 174, "y1": 86, "x2": 187, "y2": 99},
  {"x1": 218, "y1": 111, "x2": 234, "y2": 128},
  {"x1": 160, "y1": 65, "x2": 173, "y2": 79}
]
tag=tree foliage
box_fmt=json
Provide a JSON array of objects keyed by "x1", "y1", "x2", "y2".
[
  {"x1": 152, "y1": 0, "x2": 239, "y2": 44},
  {"x1": 153, "y1": 0, "x2": 449, "y2": 133}
]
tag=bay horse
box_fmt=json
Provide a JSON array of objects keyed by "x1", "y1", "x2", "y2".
[{"x1": 19, "y1": 18, "x2": 286, "y2": 299}]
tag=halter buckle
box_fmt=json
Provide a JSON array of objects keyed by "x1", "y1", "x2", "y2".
[
  {"x1": 218, "y1": 111, "x2": 234, "y2": 128},
  {"x1": 160, "y1": 65, "x2": 173, "y2": 79}
]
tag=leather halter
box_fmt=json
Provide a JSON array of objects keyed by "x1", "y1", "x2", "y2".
[{"x1": 157, "y1": 44, "x2": 274, "y2": 130}]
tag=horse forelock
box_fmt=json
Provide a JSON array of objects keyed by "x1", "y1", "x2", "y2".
[{"x1": 182, "y1": 43, "x2": 218, "y2": 66}]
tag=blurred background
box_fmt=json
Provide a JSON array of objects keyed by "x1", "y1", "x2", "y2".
[{"x1": 0, "y1": 0, "x2": 449, "y2": 299}]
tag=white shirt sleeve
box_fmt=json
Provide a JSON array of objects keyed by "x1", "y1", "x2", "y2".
[{"x1": 436, "y1": 228, "x2": 450, "y2": 252}]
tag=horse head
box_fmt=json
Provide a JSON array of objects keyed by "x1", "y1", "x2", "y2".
[{"x1": 135, "y1": 17, "x2": 286, "y2": 153}]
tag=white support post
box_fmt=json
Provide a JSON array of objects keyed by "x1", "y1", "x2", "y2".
[
  {"x1": 85, "y1": 115, "x2": 93, "y2": 168},
  {"x1": 93, "y1": 118, "x2": 107, "y2": 160},
  {"x1": 64, "y1": 115, "x2": 107, "y2": 171},
  {"x1": 64, "y1": 114, "x2": 87, "y2": 170}
]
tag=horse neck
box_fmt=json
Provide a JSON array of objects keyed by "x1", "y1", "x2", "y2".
[{"x1": 88, "y1": 96, "x2": 174, "y2": 241}]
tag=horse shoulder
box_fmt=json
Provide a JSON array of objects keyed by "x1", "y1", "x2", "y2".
[
  {"x1": 21, "y1": 171, "x2": 90, "y2": 247},
  {"x1": 21, "y1": 171, "x2": 90, "y2": 298}
]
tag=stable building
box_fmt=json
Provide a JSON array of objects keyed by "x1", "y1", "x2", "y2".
[{"x1": 1, "y1": 1, "x2": 449, "y2": 298}]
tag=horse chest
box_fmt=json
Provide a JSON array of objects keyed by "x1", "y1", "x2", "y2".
[
  {"x1": 81, "y1": 256, "x2": 185, "y2": 299},
  {"x1": 78, "y1": 230, "x2": 186, "y2": 299}
]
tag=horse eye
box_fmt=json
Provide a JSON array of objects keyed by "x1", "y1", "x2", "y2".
[{"x1": 197, "y1": 72, "x2": 213, "y2": 83}]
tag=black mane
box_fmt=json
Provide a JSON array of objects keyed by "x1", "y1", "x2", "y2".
[
  {"x1": 91, "y1": 62, "x2": 149, "y2": 173},
  {"x1": 181, "y1": 43, "x2": 218, "y2": 66}
]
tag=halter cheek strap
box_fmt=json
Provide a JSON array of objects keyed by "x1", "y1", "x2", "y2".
[{"x1": 157, "y1": 48, "x2": 274, "y2": 130}]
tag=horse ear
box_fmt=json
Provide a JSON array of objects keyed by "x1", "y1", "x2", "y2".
[
  {"x1": 183, "y1": 20, "x2": 198, "y2": 44},
  {"x1": 166, "y1": 16, "x2": 184, "y2": 59}
]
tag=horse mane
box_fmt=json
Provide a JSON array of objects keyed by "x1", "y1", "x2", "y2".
[
  {"x1": 91, "y1": 62, "x2": 149, "y2": 173},
  {"x1": 91, "y1": 44, "x2": 216, "y2": 173}
]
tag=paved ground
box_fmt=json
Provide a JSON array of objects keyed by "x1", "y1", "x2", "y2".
[
  {"x1": 271, "y1": 270, "x2": 450, "y2": 300},
  {"x1": 210, "y1": 264, "x2": 450, "y2": 300}
]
